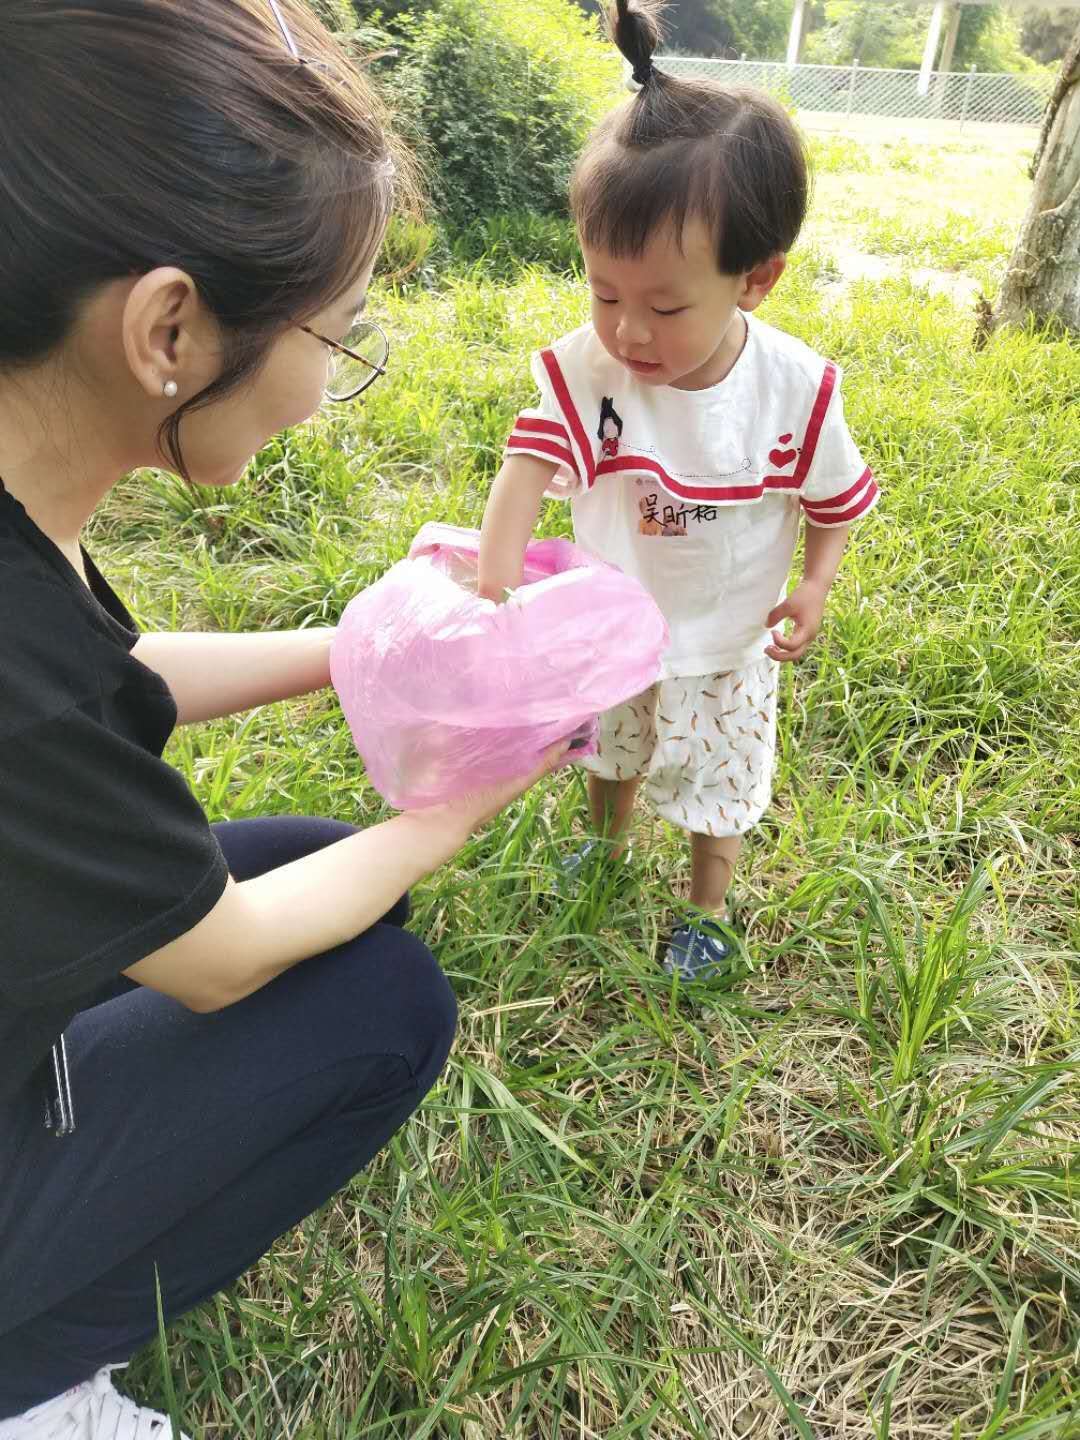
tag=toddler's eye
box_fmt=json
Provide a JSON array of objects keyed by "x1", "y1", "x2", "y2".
[
  {"x1": 653, "y1": 306, "x2": 687, "y2": 316},
  {"x1": 592, "y1": 294, "x2": 618, "y2": 305}
]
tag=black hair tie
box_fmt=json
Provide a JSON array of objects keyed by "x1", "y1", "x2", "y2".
[{"x1": 632, "y1": 59, "x2": 654, "y2": 85}]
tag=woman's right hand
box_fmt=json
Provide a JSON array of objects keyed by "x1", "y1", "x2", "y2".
[{"x1": 408, "y1": 739, "x2": 573, "y2": 844}]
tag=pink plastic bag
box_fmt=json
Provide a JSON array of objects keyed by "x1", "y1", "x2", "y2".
[{"x1": 330, "y1": 522, "x2": 669, "y2": 808}]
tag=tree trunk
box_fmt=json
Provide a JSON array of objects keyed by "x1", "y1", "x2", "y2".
[{"x1": 992, "y1": 24, "x2": 1080, "y2": 335}]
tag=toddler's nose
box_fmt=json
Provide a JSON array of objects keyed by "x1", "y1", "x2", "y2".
[{"x1": 616, "y1": 312, "x2": 652, "y2": 349}]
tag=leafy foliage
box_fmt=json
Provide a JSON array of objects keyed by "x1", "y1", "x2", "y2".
[
  {"x1": 1020, "y1": 5, "x2": 1080, "y2": 65},
  {"x1": 805, "y1": 0, "x2": 1045, "y2": 72},
  {"x1": 380, "y1": 0, "x2": 617, "y2": 231},
  {"x1": 449, "y1": 210, "x2": 583, "y2": 278}
]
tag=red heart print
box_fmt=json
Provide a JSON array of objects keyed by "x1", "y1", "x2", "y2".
[
  {"x1": 778, "y1": 432, "x2": 793, "y2": 443},
  {"x1": 769, "y1": 446, "x2": 797, "y2": 468}
]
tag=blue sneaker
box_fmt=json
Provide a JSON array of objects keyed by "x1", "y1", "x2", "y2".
[
  {"x1": 554, "y1": 840, "x2": 632, "y2": 896},
  {"x1": 662, "y1": 918, "x2": 740, "y2": 982}
]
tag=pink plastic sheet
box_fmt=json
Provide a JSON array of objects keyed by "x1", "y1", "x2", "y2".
[{"x1": 330, "y1": 523, "x2": 668, "y2": 808}]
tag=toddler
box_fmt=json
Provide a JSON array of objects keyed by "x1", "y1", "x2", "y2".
[{"x1": 478, "y1": 0, "x2": 878, "y2": 978}]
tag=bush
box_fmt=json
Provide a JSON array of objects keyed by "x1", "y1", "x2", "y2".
[
  {"x1": 385, "y1": 0, "x2": 618, "y2": 232},
  {"x1": 449, "y1": 211, "x2": 583, "y2": 278},
  {"x1": 375, "y1": 214, "x2": 440, "y2": 283}
]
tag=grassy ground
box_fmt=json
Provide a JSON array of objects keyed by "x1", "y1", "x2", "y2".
[{"x1": 99, "y1": 125, "x2": 1080, "y2": 1437}]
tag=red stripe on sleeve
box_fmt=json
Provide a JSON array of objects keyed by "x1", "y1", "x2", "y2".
[
  {"x1": 506, "y1": 434, "x2": 577, "y2": 473},
  {"x1": 804, "y1": 476, "x2": 879, "y2": 526},
  {"x1": 512, "y1": 416, "x2": 570, "y2": 441},
  {"x1": 802, "y1": 466, "x2": 874, "y2": 514}
]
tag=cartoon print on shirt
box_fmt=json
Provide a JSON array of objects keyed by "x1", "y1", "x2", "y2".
[{"x1": 598, "y1": 397, "x2": 623, "y2": 458}]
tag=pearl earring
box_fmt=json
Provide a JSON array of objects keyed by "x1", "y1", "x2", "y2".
[{"x1": 163, "y1": 380, "x2": 178, "y2": 399}]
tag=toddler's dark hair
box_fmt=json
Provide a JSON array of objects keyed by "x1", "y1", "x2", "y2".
[
  {"x1": 0, "y1": 0, "x2": 417, "y2": 474},
  {"x1": 571, "y1": 0, "x2": 808, "y2": 275}
]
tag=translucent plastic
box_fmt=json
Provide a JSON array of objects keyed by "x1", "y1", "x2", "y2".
[{"x1": 330, "y1": 522, "x2": 669, "y2": 808}]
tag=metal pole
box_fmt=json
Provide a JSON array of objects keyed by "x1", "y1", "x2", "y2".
[
  {"x1": 959, "y1": 62, "x2": 976, "y2": 132},
  {"x1": 846, "y1": 56, "x2": 859, "y2": 114}
]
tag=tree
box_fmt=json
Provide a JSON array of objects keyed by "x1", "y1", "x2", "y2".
[
  {"x1": 671, "y1": 0, "x2": 791, "y2": 57},
  {"x1": 351, "y1": 0, "x2": 439, "y2": 39},
  {"x1": 567, "y1": 0, "x2": 791, "y2": 58},
  {"x1": 806, "y1": 1, "x2": 927, "y2": 67},
  {"x1": 1020, "y1": 5, "x2": 1080, "y2": 65},
  {"x1": 992, "y1": 22, "x2": 1080, "y2": 335}
]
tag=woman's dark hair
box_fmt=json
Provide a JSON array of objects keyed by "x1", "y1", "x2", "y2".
[
  {"x1": 0, "y1": 0, "x2": 415, "y2": 473},
  {"x1": 571, "y1": 0, "x2": 808, "y2": 276}
]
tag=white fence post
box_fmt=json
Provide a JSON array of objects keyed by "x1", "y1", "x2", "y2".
[
  {"x1": 959, "y1": 62, "x2": 977, "y2": 132},
  {"x1": 786, "y1": 0, "x2": 807, "y2": 67},
  {"x1": 846, "y1": 57, "x2": 859, "y2": 114},
  {"x1": 918, "y1": 0, "x2": 947, "y2": 96}
]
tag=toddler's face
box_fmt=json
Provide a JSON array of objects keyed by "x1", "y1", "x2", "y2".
[{"x1": 582, "y1": 218, "x2": 779, "y2": 392}]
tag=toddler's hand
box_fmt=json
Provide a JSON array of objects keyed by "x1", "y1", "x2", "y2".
[{"x1": 764, "y1": 580, "x2": 828, "y2": 663}]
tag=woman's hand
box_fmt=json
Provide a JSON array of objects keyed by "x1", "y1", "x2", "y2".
[{"x1": 406, "y1": 739, "x2": 574, "y2": 843}]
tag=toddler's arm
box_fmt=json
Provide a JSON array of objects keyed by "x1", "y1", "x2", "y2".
[
  {"x1": 477, "y1": 453, "x2": 558, "y2": 602},
  {"x1": 765, "y1": 522, "x2": 851, "y2": 662}
]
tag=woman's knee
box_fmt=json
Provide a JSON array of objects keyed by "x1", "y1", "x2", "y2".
[
  {"x1": 211, "y1": 815, "x2": 358, "y2": 880},
  {"x1": 297, "y1": 926, "x2": 456, "y2": 1098},
  {"x1": 366, "y1": 929, "x2": 457, "y2": 1092}
]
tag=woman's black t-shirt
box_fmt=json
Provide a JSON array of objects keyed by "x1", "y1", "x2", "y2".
[{"x1": 0, "y1": 482, "x2": 229, "y2": 1110}]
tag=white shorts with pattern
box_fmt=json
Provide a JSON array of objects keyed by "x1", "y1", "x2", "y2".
[{"x1": 581, "y1": 658, "x2": 779, "y2": 838}]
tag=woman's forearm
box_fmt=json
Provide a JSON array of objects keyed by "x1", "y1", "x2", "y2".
[
  {"x1": 132, "y1": 628, "x2": 335, "y2": 724},
  {"x1": 123, "y1": 807, "x2": 471, "y2": 1011},
  {"x1": 124, "y1": 741, "x2": 570, "y2": 1013}
]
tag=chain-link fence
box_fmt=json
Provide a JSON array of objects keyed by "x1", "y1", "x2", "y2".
[{"x1": 652, "y1": 56, "x2": 1055, "y2": 128}]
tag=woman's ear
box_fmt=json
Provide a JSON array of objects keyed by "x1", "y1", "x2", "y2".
[
  {"x1": 120, "y1": 267, "x2": 211, "y2": 401},
  {"x1": 738, "y1": 255, "x2": 787, "y2": 312}
]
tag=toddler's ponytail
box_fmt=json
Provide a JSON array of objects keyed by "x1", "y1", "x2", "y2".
[
  {"x1": 610, "y1": 0, "x2": 662, "y2": 87},
  {"x1": 572, "y1": 2, "x2": 808, "y2": 275}
]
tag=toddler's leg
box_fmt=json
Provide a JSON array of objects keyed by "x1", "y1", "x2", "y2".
[
  {"x1": 588, "y1": 774, "x2": 642, "y2": 858},
  {"x1": 556, "y1": 687, "x2": 656, "y2": 890},
  {"x1": 690, "y1": 832, "x2": 742, "y2": 917},
  {"x1": 643, "y1": 662, "x2": 778, "y2": 980}
]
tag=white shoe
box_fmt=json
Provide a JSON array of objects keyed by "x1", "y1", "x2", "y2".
[{"x1": 0, "y1": 1366, "x2": 191, "y2": 1440}]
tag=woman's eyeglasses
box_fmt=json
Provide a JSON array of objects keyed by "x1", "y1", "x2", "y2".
[{"x1": 303, "y1": 319, "x2": 390, "y2": 403}]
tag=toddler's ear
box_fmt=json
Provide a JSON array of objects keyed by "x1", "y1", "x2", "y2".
[{"x1": 739, "y1": 255, "x2": 787, "y2": 312}]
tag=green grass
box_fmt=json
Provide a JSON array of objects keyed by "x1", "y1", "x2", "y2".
[
  {"x1": 851, "y1": 205, "x2": 1015, "y2": 271},
  {"x1": 93, "y1": 128, "x2": 1080, "y2": 1437}
]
